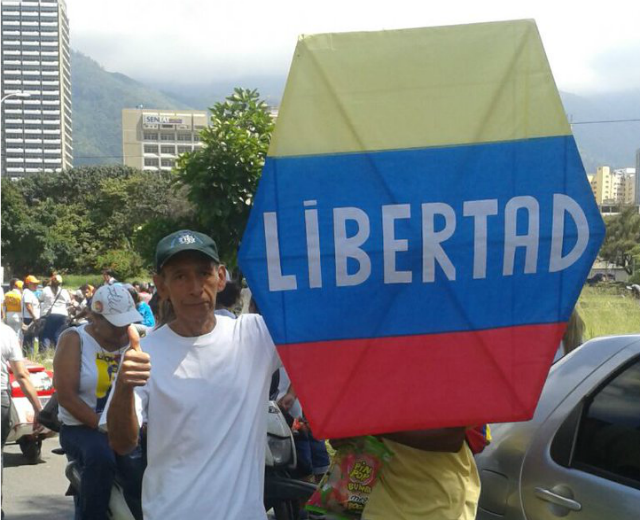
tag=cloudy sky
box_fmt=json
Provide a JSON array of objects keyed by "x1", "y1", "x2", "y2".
[{"x1": 66, "y1": 0, "x2": 640, "y2": 95}]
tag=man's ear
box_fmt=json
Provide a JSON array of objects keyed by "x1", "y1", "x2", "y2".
[
  {"x1": 217, "y1": 265, "x2": 227, "y2": 292},
  {"x1": 153, "y1": 273, "x2": 168, "y2": 299}
]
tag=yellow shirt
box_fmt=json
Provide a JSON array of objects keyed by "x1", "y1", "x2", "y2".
[
  {"x1": 362, "y1": 440, "x2": 480, "y2": 520},
  {"x1": 4, "y1": 290, "x2": 22, "y2": 313}
]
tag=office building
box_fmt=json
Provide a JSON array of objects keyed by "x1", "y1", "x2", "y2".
[
  {"x1": 122, "y1": 108, "x2": 208, "y2": 172},
  {"x1": 1, "y1": 0, "x2": 73, "y2": 176},
  {"x1": 589, "y1": 166, "x2": 636, "y2": 206}
]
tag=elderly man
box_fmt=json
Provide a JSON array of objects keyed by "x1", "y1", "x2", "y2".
[{"x1": 107, "y1": 230, "x2": 280, "y2": 520}]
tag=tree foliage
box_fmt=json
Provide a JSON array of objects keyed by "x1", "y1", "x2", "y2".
[
  {"x1": 174, "y1": 88, "x2": 274, "y2": 266},
  {"x1": 600, "y1": 206, "x2": 640, "y2": 275},
  {"x1": 1, "y1": 166, "x2": 195, "y2": 277}
]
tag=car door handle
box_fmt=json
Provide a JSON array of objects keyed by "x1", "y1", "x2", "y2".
[{"x1": 535, "y1": 487, "x2": 582, "y2": 511}]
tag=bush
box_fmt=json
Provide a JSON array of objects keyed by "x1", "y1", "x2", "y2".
[
  {"x1": 629, "y1": 271, "x2": 640, "y2": 285},
  {"x1": 95, "y1": 248, "x2": 145, "y2": 280}
]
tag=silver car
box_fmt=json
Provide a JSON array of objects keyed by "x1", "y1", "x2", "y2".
[{"x1": 475, "y1": 334, "x2": 640, "y2": 519}]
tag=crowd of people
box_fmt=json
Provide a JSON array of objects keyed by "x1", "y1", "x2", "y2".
[
  {"x1": 0, "y1": 271, "x2": 156, "y2": 354},
  {"x1": 2, "y1": 229, "x2": 485, "y2": 520}
]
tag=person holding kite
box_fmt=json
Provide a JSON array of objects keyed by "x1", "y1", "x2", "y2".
[
  {"x1": 106, "y1": 230, "x2": 281, "y2": 520},
  {"x1": 361, "y1": 428, "x2": 484, "y2": 519}
]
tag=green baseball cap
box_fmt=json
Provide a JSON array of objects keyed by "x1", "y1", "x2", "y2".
[{"x1": 155, "y1": 230, "x2": 220, "y2": 271}]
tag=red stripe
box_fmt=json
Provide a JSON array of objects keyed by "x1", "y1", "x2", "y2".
[{"x1": 278, "y1": 323, "x2": 565, "y2": 439}]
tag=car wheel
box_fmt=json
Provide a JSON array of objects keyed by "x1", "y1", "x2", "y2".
[{"x1": 18, "y1": 438, "x2": 42, "y2": 464}]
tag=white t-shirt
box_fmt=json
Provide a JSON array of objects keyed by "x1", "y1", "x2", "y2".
[
  {"x1": 40, "y1": 286, "x2": 71, "y2": 316},
  {"x1": 58, "y1": 325, "x2": 127, "y2": 426},
  {"x1": 113, "y1": 314, "x2": 280, "y2": 520},
  {"x1": 21, "y1": 288, "x2": 40, "y2": 319},
  {"x1": 1, "y1": 322, "x2": 23, "y2": 391}
]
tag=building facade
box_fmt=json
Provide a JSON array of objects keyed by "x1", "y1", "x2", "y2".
[
  {"x1": 589, "y1": 166, "x2": 636, "y2": 206},
  {"x1": 122, "y1": 108, "x2": 208, "y2": 172},
  {"x1": 1, "y1": 0, "x2": 73, "y2": 176},
  {"x1": 636, "y1": 149, "x2": 640, "y2": 206}
]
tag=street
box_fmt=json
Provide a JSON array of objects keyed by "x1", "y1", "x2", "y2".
[{"x1": 2, "y1": 437, "x2": 74, "y2": 519}]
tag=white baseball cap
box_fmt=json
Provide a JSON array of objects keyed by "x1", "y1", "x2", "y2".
[{"x1": 91, "y1": 284, "x2": 143, "y2": 327}]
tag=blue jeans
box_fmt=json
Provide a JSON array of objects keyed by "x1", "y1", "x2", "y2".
[
  {"x1": 60, "y1": 425, "x2": 142, "y2": 520},
  {"x1": 295, "y1": 430, "x2": 330, "y2": 478},
  {"x1": 41, "y1": 314, "x2": 68, "y2": 349}
]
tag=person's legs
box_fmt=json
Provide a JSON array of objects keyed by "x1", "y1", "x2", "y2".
[
  {"x1": 59, "y1": 425, "x2": 116, "y2": 520},
  {"x1": 50, "y1": 314, "x2": 69, "y2": 349},
  {"x1": 2, "y1": 391, "x2": 13, "y2": 518},
  {"x1": 293, "y1": 430, "x2": 313, "y2": 479},
  {"x1": 309, "y1": 434, "x2": 330, "y2": 480},
  {"x1": 22, "y1": 317, "x2": 33, "y2": 354}
]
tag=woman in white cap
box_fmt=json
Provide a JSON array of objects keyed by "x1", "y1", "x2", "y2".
[{"x1": 53, "y1": 284, "x2": 142, "y2": 520}]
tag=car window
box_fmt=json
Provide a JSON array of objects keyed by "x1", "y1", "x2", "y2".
[{"x1": 572, "y1": 358, "x2": 640, "y2": 487}]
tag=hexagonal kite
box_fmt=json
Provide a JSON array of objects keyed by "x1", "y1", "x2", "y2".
[{"x1": 239, "y1": 20, "x2": 605, "y2": 439}]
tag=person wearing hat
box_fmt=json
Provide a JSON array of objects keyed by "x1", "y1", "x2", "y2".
[
  {"x1": 53, "y1": 284, "x2": 143, "y2": 520},
  {"x1": 21, "y1": 275, "x2": 41, "y2": 352},
  {"x1": 40, "y1": 274, "x2": 72, "y2": 350},
  {"x1": 106, "y1": 230, "x2": 282, "y2": 520},
  {"x1": 3, "y1": 279, "x2": 24, "y2": 337}
]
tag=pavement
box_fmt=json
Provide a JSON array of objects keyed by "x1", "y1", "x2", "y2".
[{"x1": 2, "y1": 436, "x2": 74, "y2": 520}]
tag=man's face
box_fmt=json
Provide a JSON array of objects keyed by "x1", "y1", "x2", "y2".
[{"x1": 154, "y1": 252, "x2": 226, "y2": 324}]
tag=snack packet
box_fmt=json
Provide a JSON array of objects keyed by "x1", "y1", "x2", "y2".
[{"x1": 306, "y1": 436, "x2": 393, "y2": 519}]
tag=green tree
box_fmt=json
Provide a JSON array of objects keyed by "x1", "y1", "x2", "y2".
[
  {"x1": 600, "y1": 206, "x2": 640, "y2": 275},
  {"x1": 174, "y1": 88, "x2": 275, "y2": 266},
  {"x1": 1, "y1": 166, "x2": 195, "y2": 275}
]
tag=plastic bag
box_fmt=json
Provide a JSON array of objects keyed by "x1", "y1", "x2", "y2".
[{"x1": 306, "y1": 436, "x2": 393, "y2": 519}]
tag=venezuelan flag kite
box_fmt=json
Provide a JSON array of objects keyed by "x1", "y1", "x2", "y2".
[{"x1": 239, "y1": 20, "x2": 605, "y2": 438}]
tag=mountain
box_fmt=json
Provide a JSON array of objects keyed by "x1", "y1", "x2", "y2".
[
  {"x1": 149, "y1": 76, "x2": 287, "y2": 111},
  {"x1": 71, "y1": 50, "x2": 639, "y2": 171},
  {"x1": 71, "y1": 51, "x2": 192, "y2": 166},
  {"x1": 561, "y1": 90, "x2": 640, "y2": 172}
]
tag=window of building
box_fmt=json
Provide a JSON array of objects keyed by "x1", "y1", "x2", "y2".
[
  {"x1": 160, "y1": 133, "x2": 175, "y2": 141},
  {"x1": 143, "y1": 132, "x2": 158, "y2": 141},
  {"x1": 177, "y1": 145, "x2": 192, "y2": 154},
  {"x1": 161, "y1": 159, "x2": 175, "y2": 168},
  {"x1": 177, "y1": 133, "x2": 192, "y2": 142},
  {"x1": 193, "y1": 134, "x2": 201, "y2": 142},
  {"x1": 144, "y1": 158, "x2": 159, "y2": 167},
  {"x1": 161, "y1": 145, "x2": 175, "y2": 155},
  {"x1": 144, "y1": 144, "x2": 158, "y2": 154}
]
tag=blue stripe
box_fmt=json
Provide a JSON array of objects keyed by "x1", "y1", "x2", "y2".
[{"x1": 239, "y1": 136, "x2": 604, "y2": 345}]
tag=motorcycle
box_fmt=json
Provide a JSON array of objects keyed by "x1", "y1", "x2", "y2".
[
  {"x1": 265, "y1": 401, "x2": 317, "y2": 519},
  {"x1": 5, "y1": 358, "x2": 56, "y2": 464},
  {"x1": 62, "y1": 400, "x2": 316, "y2": 520}
]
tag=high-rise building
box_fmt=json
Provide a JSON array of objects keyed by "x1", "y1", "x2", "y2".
[
  {"x1": 1, "y1": 0, "x2": 73, "y2": 177},
  {"x1": 122, "y1": 109, "x2": 208, "y2": 172},
  {"x1": 589, "y1": 166, "x2": 636, "y2": 206}
]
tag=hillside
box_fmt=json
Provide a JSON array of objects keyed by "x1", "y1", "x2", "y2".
[
  {"x1": 71, "y1": 50, "x2": 639, "y2": 171},
  {"x1": 561, "y1": 90, "x2": 640, "y2": 172},
  {"x1": 71, "y1": 51, "x2": 192, "y2": 166}
]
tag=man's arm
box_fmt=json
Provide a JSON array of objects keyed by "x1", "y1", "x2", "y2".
[
  {"x1": 382, "y1": 427, "x2": 466, "y2": 452},
  {"x1": 107, "y1": 326, "x2": 150, "y2": 455},
  {"x1": 25, "y1": 302, "x2": 36, "y2": 319},
  {"x1": 10, "y1": 360, "x2": 43, "y2": 430}
]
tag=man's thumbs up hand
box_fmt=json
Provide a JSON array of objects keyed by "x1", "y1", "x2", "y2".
[{"x1": 117, "y1": 325, "x2": 151, "y2": 389}]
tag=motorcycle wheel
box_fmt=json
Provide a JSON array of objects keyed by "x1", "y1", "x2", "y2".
[
  {"x1": 272, "y1": 501, "x2": 296, "y2": 520},
  {"x1": 18, "y1": 438, "x2": 42, "y2": 465}
]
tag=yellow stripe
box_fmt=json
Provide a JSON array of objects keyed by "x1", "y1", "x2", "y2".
[{"x1": 270, "y1": 20, "x2": 570, "y2": 158}]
